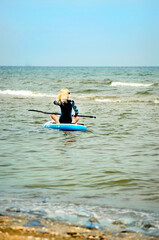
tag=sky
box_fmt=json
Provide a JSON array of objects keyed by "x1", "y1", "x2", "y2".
[{"x1": 0, "y1": 0, "x2": 159, "y2": 66}]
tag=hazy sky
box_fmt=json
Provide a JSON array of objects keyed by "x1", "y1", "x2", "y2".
[{"x1": 0, "y1": 0, "x2": 159, "y2": 66}]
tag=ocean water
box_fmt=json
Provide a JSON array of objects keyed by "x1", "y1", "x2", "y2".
[{"x1": 0, "y1": 66, "x2": 159, "y2": 235}]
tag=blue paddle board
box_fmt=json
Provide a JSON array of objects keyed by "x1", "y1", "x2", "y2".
[{"x1": 44, "y1": 121, "x2": 87, "y2": 131}]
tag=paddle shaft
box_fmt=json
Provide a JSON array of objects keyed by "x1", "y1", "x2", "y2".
[{"x1": 28, "y1": 109, "x2": 96, "y2": 118}]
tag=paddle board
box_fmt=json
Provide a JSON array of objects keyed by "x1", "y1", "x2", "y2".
[{"x1": 44, "y1": 121, "x2": 87, "y2": 131}]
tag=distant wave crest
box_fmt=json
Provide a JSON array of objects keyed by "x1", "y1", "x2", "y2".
[
  {"x1": 95, "y1": 98, "x2": 157, "y2": 104},
  {"x1": 0, "y1": 89, "x2": 55, "y2": 98},
  {"x1": 152, "y1": 82, "x2": 159, "y2": 87},
  {"x1": 154, "y1": 98, "x2": 159, "y2": 104},
  {"x1": 104, "y1": 79, "x2": 113, "y2": 85},
  {"x1": 110, "y1": 82, "x2": 153, "y2": 87}
]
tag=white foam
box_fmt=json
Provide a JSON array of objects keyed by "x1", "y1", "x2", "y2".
[
  {"x1": 154, "y1": 99, "x2": 159, "y2": 104},
  {"x1": 95, "y1": 98, "x2": 155, "y2": 104},
  {"x1": 0, "y1": 89, "x2": 55, "y2": 98},
  {"x1": 111, "y1": 82, "x2": 152, "y2": 87}
]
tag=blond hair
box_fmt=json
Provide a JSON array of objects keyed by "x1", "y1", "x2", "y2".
[{"x1": 57, "y1": 88, "x2": 70, "y2": 104}]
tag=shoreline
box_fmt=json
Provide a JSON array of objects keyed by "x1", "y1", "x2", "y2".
[{"x1": 0, "y1": 215, "x2": 158, "y2": 240}]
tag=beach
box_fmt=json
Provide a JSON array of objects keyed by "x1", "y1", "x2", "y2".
[{"x1": 0, "y1": 214, "x2": 158, "y2": 240}]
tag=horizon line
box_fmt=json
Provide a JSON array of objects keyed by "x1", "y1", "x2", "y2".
[{"x1": 0, "y1": 65, "x2": 159, "y2": 68}]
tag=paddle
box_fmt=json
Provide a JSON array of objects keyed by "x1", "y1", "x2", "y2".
[{"x1": 28, "y1": 109, "x2": 96, "y2": 118}]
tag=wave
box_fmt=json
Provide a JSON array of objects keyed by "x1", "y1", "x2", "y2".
[
  {"x1": 77, "y1": 95, "x2": 158, "y2": 104},
  {"x1": 110, "y1": 82, "x2": 153, "y2": 87},
  {"x1": 0, "y1": 89, "x2": 55, "y2": 98},
  {"x1": 152, "y1": 82, "x2": 159, "y2": 87},
  {"x1": 136, "y1": 90, "x2": 151, "y2": 95},
  {"x1": 0, "y1": 89, "x2": 158, "y2": 104},
  {"x1": 95, "y1": 98, "x2": 159, "y2": 104},
  {"x1": 103, "y1": 79, "x2": 113, "y2": 85},
  {"x1": 154, "y1": 99, "x2": 159, "y2": 104}
]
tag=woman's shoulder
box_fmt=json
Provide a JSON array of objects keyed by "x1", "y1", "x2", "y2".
[{"x1": 68, "y1": 99, "x2": 75, "y2": 105}]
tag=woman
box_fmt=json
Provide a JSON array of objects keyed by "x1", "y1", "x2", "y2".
[{"x1": 51, "y1": 88, "x2": 79, "y2": 124}]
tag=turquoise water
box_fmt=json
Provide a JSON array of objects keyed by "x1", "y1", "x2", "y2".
[{"x1": 0, "y1": 67, "x2": 159, "y2": 235}]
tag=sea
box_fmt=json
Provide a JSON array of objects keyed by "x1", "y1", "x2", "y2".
[{"x1": 0, "y1": 66, "x2": 159, "y2": 235}]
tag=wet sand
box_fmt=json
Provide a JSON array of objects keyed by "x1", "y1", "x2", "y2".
[{"x1": 0, "y1": 215, "x2": 158, "y2": 240}]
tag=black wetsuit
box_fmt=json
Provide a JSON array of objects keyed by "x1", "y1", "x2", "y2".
[{"x1": 54, "y1": 99, "x2": 79, "y2": 123}]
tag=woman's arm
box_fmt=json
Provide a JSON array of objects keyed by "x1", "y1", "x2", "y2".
[
  {"x1": 53, "y1": 100, "x2": 61, "y2": 106},
  {"x1": 71, "y1": 100, "x2": 79, "y2": 116}
]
